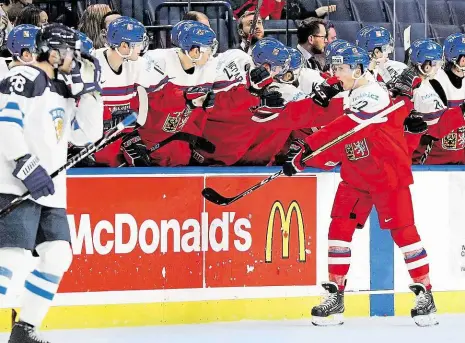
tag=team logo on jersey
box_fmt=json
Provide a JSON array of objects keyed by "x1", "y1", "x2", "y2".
[
  {"x1": 50, "y1": 108, "x2": 65, "y2": 141},
  {"x1": 345, "y1": 138, "x2": 370, "y2": 161},
  {"x1": 162, "y1": 110, "x2": 192, "y2": 133},
  {"x1": 442, "y1": 127, "x2": 465, "y2": 150}
]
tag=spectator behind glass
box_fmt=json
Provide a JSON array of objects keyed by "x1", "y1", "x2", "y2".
[
  {"x1": 78, "y1": 3, "x2": 111, "y2": 49},
  {"x1": 296, "y1": 17, "x2": 326, "y2": 71},
  {"x1": 326, "y1": 20, "x2": 337, "y2": 44},
  {"x1": 183, "y1": 11, "x2": 210, "y2": 27},
  {"x1": 236, "y1": 10, "x2": 264, "y2": 51},
  {"x1": 15, "y1": 5, "x2": 47, "y2": 27}
]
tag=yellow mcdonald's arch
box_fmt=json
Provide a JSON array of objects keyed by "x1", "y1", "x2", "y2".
[{"x1": 265, "y1": 200, "x2": 305, "y2": 263}]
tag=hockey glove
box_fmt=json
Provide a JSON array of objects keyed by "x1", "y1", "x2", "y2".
[
  {"x1": 13, "y1": 154, "x2": 55, "y2": 200},
  {"x1": 250, "y1": 89, "x2": 285, "y2": 121},
  {"x1": 61, "y1": 55, "x2": 102, "y2": 98},
  {"x1": 184, "y1": 86, "x2": 215, "y2": 111},
  {"x1": 310, "y1": 79, "x2": 341, "y2": 108},
  {"x1": 404, "y1": 112, "x2": 427, "y2": 134},
  {"x1": 121, "y1": 131, "x2": 152, "y2": 167},
  {"x1": 246, "y1": 64, "x2": 273, "y2": 96},
  {"x1": 391, "y1": 67, "x2": 421, "y2": 99},
  {"x1": 283, "y1": 139, "x2": 313, "y2": 176}
]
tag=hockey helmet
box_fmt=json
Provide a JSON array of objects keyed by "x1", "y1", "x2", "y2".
[
  {"x1": 7, "y1": 24, "x2": 40, "y2": 57},
  {"x1": 106, "y1": 16, "x2": 148, "y2": 51},
  {"x1": 251, "y1": 37, "x2": 291, "y2": 76},
  {"x1": 443, "y1": 33, "x2": 465, "y2": 63}
]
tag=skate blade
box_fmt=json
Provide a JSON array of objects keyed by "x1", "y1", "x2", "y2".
[
  {"x1": 311, "y1": 313, "x2": 344, "y2": 326},
  {"x1": 413, "y1": 313, "x2": 439, "y2": 327}
]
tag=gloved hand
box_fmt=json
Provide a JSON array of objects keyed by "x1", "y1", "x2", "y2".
[
  {"x1": 13, "y1": 154, "x2": 55, "y2": 200},
  {"x1": 61, "y1": 55, "x2": 102, "y2": 97},
  {"x1": 121, "y1": 131, "x2": 151, "y2": 167},
  {"x1": 311, "y1": 77, "x2": 342, "y2": 107},
  {"x1": 246, "y1": 64, "x2": 273, "y2": 96},
  {"x1": 250, "y1": 89, "x2": 285, "y2": 121},
  {"x1": 184, "y1": 86, "x2": 215, "y2": 111},
  {"x1": 404, "y1": 112, "x2": 427, "y2": 134},
  {"x1": 391, "y1": 67, "x2": 421, "y2": 99},
  {"x1": 283, "y1": 139, "x2": 313, "y2": 176}
]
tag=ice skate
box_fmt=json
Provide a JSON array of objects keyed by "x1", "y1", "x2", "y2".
[
  {"x1": 311, "y1": 282, "x2": 345, "y2": 326},
  {"x1": 409, "y1": 283, "x2": 439, "y2": 327},
  {"x1": 9, "y1": 321, "x2": 50, "y2": 343}
]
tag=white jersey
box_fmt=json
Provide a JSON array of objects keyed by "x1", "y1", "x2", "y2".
[
  {"x1": 344, "y1": 80, "x2": 391, "y2": 124},
  {"x1": 144, "y1": 48, "x2": 218, "y2": 89},
  {"x1": 375, "y1": 59, "x2": 407, "y2": 85},
  {"x1": 94, "y1": 48, "x2": 168, "y2": 122},
  {"x1": 296, "y1": 68, "x2": 325, "y2": 94},
  {"x1": 0, "y1": 66, "x2": 103, "y2": 208},
  {"x1": 212, "y1": 49, "x2": 252, "y2": 92},
  {"x1": 435, "y1": 68, "x2": 465, "y2": 107},
  {"x1": 412, "y1": 80, "x2": 447, "y2": 125}
]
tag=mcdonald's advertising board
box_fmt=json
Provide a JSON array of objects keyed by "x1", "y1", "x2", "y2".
[{"x1": 62, "y1": 174, "x2": 318, "y2": 292}]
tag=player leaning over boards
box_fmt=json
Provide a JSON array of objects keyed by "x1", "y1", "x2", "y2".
[
  {"x1": 282, "y1": 44, "x2": 438, "y2": 327},
  {"x1": 0, "y1": 23, "x2": 103, "y2": 343}
]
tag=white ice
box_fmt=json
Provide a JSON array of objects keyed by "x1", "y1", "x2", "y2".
[{"x1": 0, "y1": 314, "x2": 463, "y2": 343}]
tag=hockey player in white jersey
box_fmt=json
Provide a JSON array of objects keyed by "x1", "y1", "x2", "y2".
[
  {"x1": 392, "y1": 39, "x2": 465, "y2": 161},
  {"x1": 356, "y1": 26, "x2": 406, "y2": 88},
  {"x1": 125, "y1": 21, "x2": 218, "y2": 166},
  {"x1": 93, "y1": 16, "x2": 168, "y2": 167},
  {"x1": 0, "y1": 23, "x2": 103, "y2": 343},
  {"x1": 414, "y1": 33, "x2": 465, "y2": 164},
  {"x1": 0, "y1": 24, "x2": 40, "y2": 79}
]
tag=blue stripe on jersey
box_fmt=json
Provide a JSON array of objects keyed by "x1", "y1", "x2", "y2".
[
  {"x1": 0, "y1": 117, "x2": 23, "y2": 127},
  {"x1": 212, "y1": 80, "x2": 239, "y2": 90},
  {"x1": 101, "y1": 86, "x2": 136, "y2": 96},
  {"x1": 422, "y1": 109, "x2": 445, "y2": 121},
  {"x1": 448, "y1": 99, "x2": 463, "y2": 108},
  {"x1": 4, "y1": 102, "x2": 24, "y2": 115},
  {"x1": 71, "y1": 118, "x2": 80, "y2": 130},
  {"x1": 24, "y1": 281, "x2": 55, "y2": 300},
  {"x1": 0, "y1": 266, "x2": 13, "y2": 279},
  {"x1": 346, "y1": 108, "x2": 384, "y2": 120},
  {"x1": 31, "y1": 270, "x2": 60, "y2": 284},
  {"x1": 145, "y1": 75, "x2": 170, "y2": 93},
  {"x1": 0, "y1": 286, "x2": 7, "y2": 295}
]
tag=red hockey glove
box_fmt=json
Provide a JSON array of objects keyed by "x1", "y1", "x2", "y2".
[
  {"x1": 283, "y1": 139, "x2": 313, "y2": 176},
  {"x1": 391, "y1": 67, "x2": 421, "y2": 99},
  {"x1": 246, "y1": 64, "x2": 273, "y2": 96}
]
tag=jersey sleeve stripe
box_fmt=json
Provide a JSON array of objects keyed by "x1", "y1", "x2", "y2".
[
  {"x1": 447, "y1": 99, "x2": 463, "y2": 108},
  {"x1": 0, "y1": 117, "x2": 23, "y2": 127},
  {"x1": 344, "y1": 107, "x2": 384, "y2": 120},
  {"x1": 144, "y1": 75, "x2": 170, "y2": 93},
  {"x1": 422, "y1": 109, "x2": 446, "y2": 121}
]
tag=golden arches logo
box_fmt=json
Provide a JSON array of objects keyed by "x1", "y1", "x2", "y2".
[{"x1": 265, "y1": 200, "x2": 306, "y2": 263}]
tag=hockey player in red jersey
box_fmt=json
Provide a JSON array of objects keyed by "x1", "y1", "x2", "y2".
[
  {"x1": 412, "y1": 33, "x2": 465, "y2": 164},
  {"x1": 93, "y1": 16, "x2": 168, "y2": 167},
  {"x1": 121, "y1": 21, "x2": 217, "y2": 166},
  {"x1": 283, "y1": 44, "x2": 439, "y2": 327},
  {"x1": 196, "y1": 38, "x2": 341, "y2": 166}
]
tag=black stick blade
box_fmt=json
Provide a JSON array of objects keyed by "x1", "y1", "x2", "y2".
[{"x1": 201, "y1": 187, "x2": 232, "y2": 206}]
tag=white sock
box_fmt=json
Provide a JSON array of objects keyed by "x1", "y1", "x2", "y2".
[{"x1": 20, "y1": 269, "x2": 61, "y2": 327}]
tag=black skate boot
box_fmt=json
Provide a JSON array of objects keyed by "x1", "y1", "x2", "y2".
[
  {"x1": 9, "y1": 321, "x2": 50, "y2": 343},
  {"x1": 311, "y1": 282, "x2": 345, "y2": 326},
  {"x1": 409, "y1": 283, "x2": 439, "y2": 327}
]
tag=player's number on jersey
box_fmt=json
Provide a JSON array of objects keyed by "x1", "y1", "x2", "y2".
[
  {"x1": 434, "y1": 99, "x2": 443, "y2": 110},
  {"x1": 9, "y1": 75, "x2": 26, "y2": 93},
  {"x1": 353, "y1": 100, "x2": 368, "y2": 112}
]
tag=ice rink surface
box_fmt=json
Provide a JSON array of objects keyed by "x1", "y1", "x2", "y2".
[{"x1": 0, "y1": 314, "x2": 463, "y2": 343}]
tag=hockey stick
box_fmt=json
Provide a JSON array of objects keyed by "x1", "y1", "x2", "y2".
[
  {"x1": 0, "y1": 113, "x2": 138, "y2": 218},
  {"x1": 117, "y1": 132, "x2": 216, "y2": 167},
  {"x1": 202, "y1": 101, "x2": 405, "y2": 206},
  {"x1": 243, "y1": 0, "x2": 263, "y2": 54}
]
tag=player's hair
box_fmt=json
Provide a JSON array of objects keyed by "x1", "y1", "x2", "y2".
[
  {"x1": 78, "y1": 4, "x2": 111, "y2": 49},
  {"x1": 100, "y1": 10, "x2": 120, "y2": 30},
  {"x1": 297, "y1": 17, "x2": 325, "y2": 45},
  {"x1": 15, "y1": 5, "x2": 41, "y2": 26},
  {"x1": 183, "y1": 10, "x2": 208, "y2": 22}
]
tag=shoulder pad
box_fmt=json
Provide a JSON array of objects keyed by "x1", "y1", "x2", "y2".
[{"x1": 0, "y1": 66, "x2": 47, "y2": 97}]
